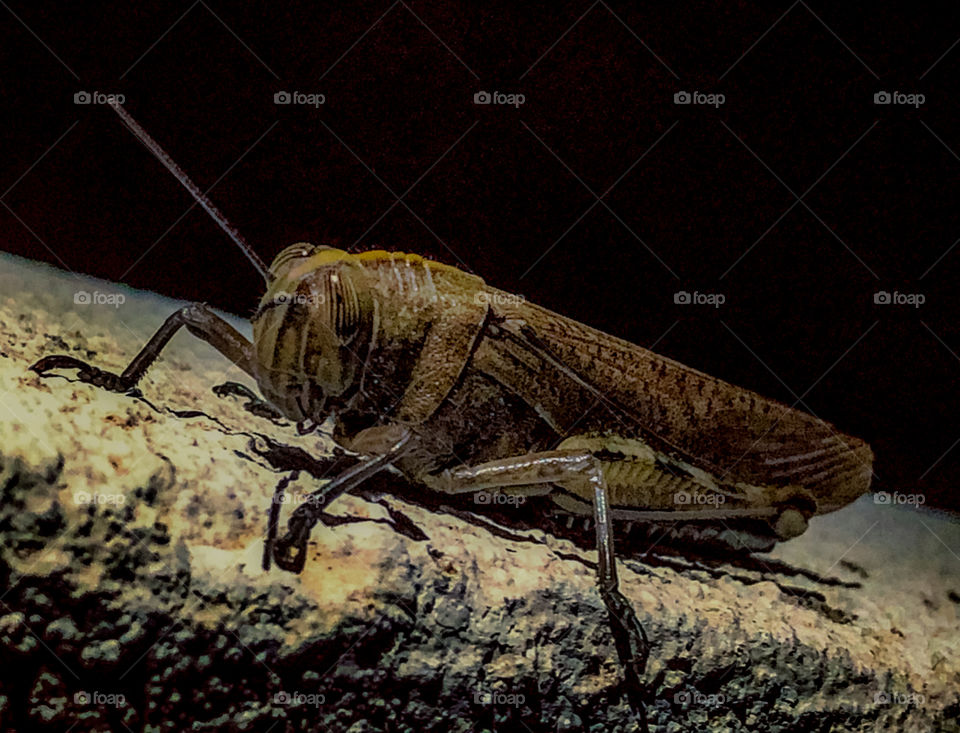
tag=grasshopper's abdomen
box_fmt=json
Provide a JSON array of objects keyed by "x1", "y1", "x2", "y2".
[{"x1": 468, "y1": 294, "x2": 874, "y2": 516}]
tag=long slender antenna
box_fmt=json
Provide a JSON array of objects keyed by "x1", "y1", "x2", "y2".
[{"x1": 107, "y1": 99, "x2": 274, "y2": 284}]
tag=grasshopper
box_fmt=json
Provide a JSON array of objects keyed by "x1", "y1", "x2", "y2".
[{"x1": 31, "y1": 102, "x2": 874, "y2": 731}]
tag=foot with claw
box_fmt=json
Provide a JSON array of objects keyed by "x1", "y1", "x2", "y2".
[
  {"x1": 269, "y1": 503, "x2": 320, "y2": 573},
  {"x1": 31, "y1": 355, "x2": 138, "y2": 392},
  {"x1": 213, "y1": 381, "x2": 287, "y2": 423}
]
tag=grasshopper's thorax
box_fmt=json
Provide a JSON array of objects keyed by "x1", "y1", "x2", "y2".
[{"x1": 250, "y1": 244, "x2": 482, "y2": 426}]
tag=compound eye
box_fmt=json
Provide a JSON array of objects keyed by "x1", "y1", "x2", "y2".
[{"x1": 269, "y1": 243, "x2": 316, "y2": 273}]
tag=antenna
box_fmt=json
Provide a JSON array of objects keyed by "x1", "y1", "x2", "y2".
[{"x1": 107, "y1": 99, "x2": 273, "y2": 284}]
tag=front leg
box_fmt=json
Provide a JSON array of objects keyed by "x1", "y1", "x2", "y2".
[
  {"x1": 269, "y1": 427, "x2": 414, "y2": 573},
  {"x1": 31, "y1": 303, "x2": 257, "y2": 390},
  {"x1": 423, "y1": 450, "x2": 651, "y2": 732}
]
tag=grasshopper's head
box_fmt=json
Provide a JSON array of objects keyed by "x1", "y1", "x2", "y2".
[
  {"x1": 251, "y1": 243, "x2": 374, "y2": 423},
  {"x1": 266, "y1": 242, "x2": 326, "y2": 281}
]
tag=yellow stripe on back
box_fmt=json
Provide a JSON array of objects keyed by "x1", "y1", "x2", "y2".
[{"x1": 286, "y1": 248, "x2": 465, "y2": 283}]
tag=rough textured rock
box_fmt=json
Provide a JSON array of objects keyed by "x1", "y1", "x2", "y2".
[{"x1": 0, "y1": 253, "x2": 958, "y2": 732}]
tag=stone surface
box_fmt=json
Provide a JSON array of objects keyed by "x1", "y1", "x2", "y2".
[{"x1": 0, "y1": 252, "x2": 958, "y2": 732}]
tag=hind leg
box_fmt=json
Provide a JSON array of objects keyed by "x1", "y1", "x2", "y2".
[{"x1": 424, "y1": 450, "x2": 651, "y2": 731}]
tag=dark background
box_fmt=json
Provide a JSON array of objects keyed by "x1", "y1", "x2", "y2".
[{"x1": 1, "y1": 2, "x2": 958, "y2": 512}]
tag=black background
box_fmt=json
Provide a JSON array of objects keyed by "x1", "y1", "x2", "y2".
[{"x1": 1, "y1": 2, "x2": 958, "y2": 513}]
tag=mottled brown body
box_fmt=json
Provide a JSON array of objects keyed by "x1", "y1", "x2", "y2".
[
  {"x1": 29, "y1": 103, "x2": 878, "y2": 730},
  {"x1": 251, "y1": 245, "x2": 873, "y2": 543}
]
